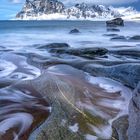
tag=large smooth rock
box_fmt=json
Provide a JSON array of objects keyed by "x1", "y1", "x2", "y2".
[
  {"x1": 110, "y1": 49, "x2": 140, "y2": 58},
  {"x1": 49, "y1": 47, "x2": 108, "y2": 59},
  {"x1": 128, "y1": 82, "x2": 140, "y2": 140},
  {"x1": 83, "y1": 64, "x2": 140, "y2": 88},
  {"x1": 106, "y1": 18, "x2": 124, "y2": 27},
  {"x1": 111, "y1": 36, "x2": 127, "y2": 41},
  {"x1": 39, "y1": 43, "x2": 70, "y2": 49}
]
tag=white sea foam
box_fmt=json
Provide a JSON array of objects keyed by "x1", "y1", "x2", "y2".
[
  {"x1": 19, "y1": 60, "x2": 41, "y2": 80},
  {"x1": 0, "y1": 113, "x2": 33, "y2": 136},
  {"x1": 0, "y1": 59, "x2": 17, "y2": 78},
  {"x1": 89, "y1": 124, "x2": 112, "y2": 139},
  {"x1": 69, "y1": 123, "x2": 79, "y2": 133},
  {"x1": 85, "y1": 134, "x2": 98, "y2": 140}
]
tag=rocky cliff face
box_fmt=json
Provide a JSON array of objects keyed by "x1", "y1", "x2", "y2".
[
  {"x1": 16, "y1": 0, "x2": 137, "y2": 20},
  {"x1": 63, "y1": 3, "x2": 121, "y2": 19}
]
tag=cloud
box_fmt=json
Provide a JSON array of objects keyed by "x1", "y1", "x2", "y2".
[{"x1": 61, "y1": 0, "x2": 138, "y2": 5}]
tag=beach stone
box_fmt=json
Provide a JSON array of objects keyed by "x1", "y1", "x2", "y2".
[
  {"x1": 69, "y1": 28, "x2": 80, "y2": 34},
  {"x1": 103, "y1": 33, "x2": 118, "y2": 37},
  {"x1": 128, "y1": 82, "x2": 140, "y2": 140},
  {"x1": 39, "y1": 43, "x2": 70, "y2": 49},
  {"x1": 106, "y1": 18, "x2": 124, "y2": 27},
  {"x1": 49, "y1": 47, "x2": 108, "y2": 59}
]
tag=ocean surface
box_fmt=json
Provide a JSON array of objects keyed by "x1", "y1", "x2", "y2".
[
  {"x1": 1, "y1": 20, "x2": 140, "y2": 48},
  {"x1": 0, "y1": 20, "x2": 140, "y2": 140}
]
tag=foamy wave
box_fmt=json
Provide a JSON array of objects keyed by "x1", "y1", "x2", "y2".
[{"x1": 0, "y1": 60, "x2": 17, "y2": 78}]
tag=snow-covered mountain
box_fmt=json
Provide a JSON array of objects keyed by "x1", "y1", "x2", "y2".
[{"x1": 16, "y1": 0, "x2": 140, "y2": 20}]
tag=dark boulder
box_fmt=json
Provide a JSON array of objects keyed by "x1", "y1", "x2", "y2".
[
  {"x1": 110, "y1": 49, "x2": 140, "y2": 58},
  {"x1": 103, "y1": 33, "x2": 118, "y2": 37},
  {"x1": 128, "y1": 82, "x2": 140, "y2": 140},
  {"x1": 69, "y1": 28, "x2": 80, "y2": 34},
  {"x1": 106, "y1": 18, "x2": 124, "y2": 27},
  {"x1": 129, "y1": 35, "x2": 140, "y2": 41},
  {"x1": 111, "y1": 36, "x2": 127, "y2": 41},
  {"x1": 49, "y1": 47, "x2": 108, "y2": 59},
  {"x1": 39, "y1": 43, "x2": 70, "y2": 49}
]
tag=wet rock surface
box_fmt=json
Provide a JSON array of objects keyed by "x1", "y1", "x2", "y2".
[
  {"x1": 128, "y1": 82, "x2": 140, "y2": 140},
  {"x1": 112, "y1": 115, "x2": 128, "y2": 140},
  {"x1": 110, "y1": 49, "x2": 140, "y2": 58},
  {"x1": 49, "y1": 47, "x2": 108, "y2": 59},
  {"x1": 83, "y1": 64, "x2": 140, "y2": 88},
  {"x1": 25, "y1": 41, "x2": 140, "y2": 140},
  {"x1": 27, "y1": 64, "x2": 132, "y2": 140}
]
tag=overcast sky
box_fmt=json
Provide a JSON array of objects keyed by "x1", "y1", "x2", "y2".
[{"x1": 0, "y1": 0, "x2": 140, "y2": 20}]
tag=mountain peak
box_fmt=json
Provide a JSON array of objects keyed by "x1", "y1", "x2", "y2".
[{"x1": 16, "y1": 0, "x2": 139, "y2": 20}]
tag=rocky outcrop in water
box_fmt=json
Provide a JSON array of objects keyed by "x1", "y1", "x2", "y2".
[
  {"x1": 69, "y1": 29, "x2": 80, "y2": 34},
  {"x1": 39, "y1": 44, "x2": 108, "y2": 59},
  {"x1": 106, "y1": 18, "x2": 124, "y2": 26}
]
